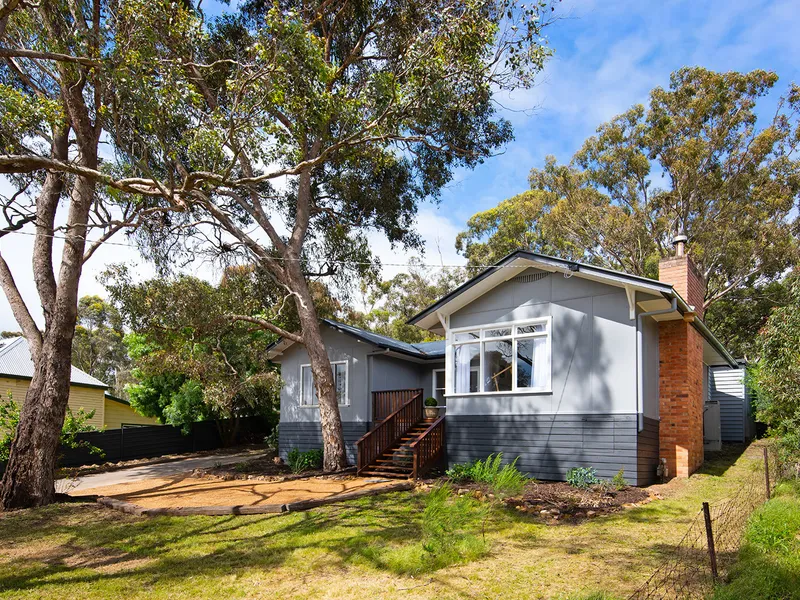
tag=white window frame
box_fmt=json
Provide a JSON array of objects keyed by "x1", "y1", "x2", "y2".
[
  {"x1": 448, "y1": 316, "x2": 552, "y2": 396},
  {"x1": 299, "y1": 360, "x2": 349, "y2": 407},
  {"x1": 432, "y1": 368, "x2": 446, "y2": 405}
]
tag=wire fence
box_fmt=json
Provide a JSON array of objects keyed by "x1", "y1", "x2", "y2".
[{"x1": 629, "y1": 443, "x2": 795, "y2": 600}]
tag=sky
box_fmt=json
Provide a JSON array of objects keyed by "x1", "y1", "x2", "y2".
[{"x1": 1, "y1": 0, "x2": 799, "y2": 330}]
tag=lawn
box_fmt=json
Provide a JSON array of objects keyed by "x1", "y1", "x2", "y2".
[
  {"x1": 711, "y1": 479, "x2": 800, "y2": 600},
  {"x1": 0, "y1": 443, "x2": 770, "y2": 600}
]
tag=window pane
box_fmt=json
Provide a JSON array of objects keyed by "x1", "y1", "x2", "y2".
[
  {"x1": 302, "y1": 366, "x2": 316, "y2": 405},
  {"x1": 483, "y1": 340, "x2": 512, "y2": 392},
  {"x1": 435, "y1": 370, "x2": 445, "y2": 390},
  {"x1": 484, "y1": 327, "x2": 511, "y2": 338},
  {"x1": 517, "y1": 323, "x2": 546, "y2": 335},
  {"x1": 454, "y1": 331, "x2": 480, "y2": 342},
  {"x1": 454, "y1": 344, "x2": 480, "y2": 393},
  {"x1": 334, "y1": 363, "x2": 347, "y2": 404},
  {"x1": 517, "y1": 337, "x2": 547, "y2": 389}
]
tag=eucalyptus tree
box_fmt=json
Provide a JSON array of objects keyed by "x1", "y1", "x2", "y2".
[
  {"x1": 0, "y1": 0, "x2": 171, "y2": 509},
  {"x1": 458, "y1": 68, "x2": 800, "y2": 310},
  {"x1": 98, "y1": 0, "x2": 556, "y2": 470}
]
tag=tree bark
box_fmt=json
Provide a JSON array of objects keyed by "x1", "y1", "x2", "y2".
[
  {"x1": 283, "y1": 256, "x2": 348, "y2": 472},
  {"x1": 0, "y1": 172, "x2": 96, "y2": 510}
]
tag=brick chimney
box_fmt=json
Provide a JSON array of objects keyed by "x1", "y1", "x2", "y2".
[{"x1": 657, "y1": 235, "x2": 706, "y2": 478}]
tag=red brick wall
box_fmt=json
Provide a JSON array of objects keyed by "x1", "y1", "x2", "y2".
[
  {"x1": 658, "y1": 320, "x2": 705, "y2": 477},
  {"x1": 658, "y1": 254, "x2": 707, "y2": 478},
  {"x1": 658, "y1": 256, "x2": 706, "y2": 318}
]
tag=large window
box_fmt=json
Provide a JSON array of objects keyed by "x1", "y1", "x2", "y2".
[
  {"x1": 300, "y1": 361, "x2": 348, "y2": 406},
  {"x1": 451, "y1": 318, "x2": 551, "y2": 395}
]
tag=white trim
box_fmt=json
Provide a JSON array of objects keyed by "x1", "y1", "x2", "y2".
[
  {"x1": 432, "y1": 368, "x2": 446, "y2": 403},
  {"x1": 299, "y1": 360, "x2": 349, "y2": 407},
  {"x1": 448, "y1": 316, "x2": 553, "y2": 395}
]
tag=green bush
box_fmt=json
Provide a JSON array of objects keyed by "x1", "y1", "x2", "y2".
[
  {"x1": 263, "y1": 425, "x2": 279, "y2": 451},
  {"x1": 286, "y1": 447, "x2": 324, "y2": 473},
  {"x1": 424, "y1": 396, "x2": 438, "y2": 407},
  {"x1": 445, "y1": 453, "x2": 528, "y2": 496},
  {"x1": 611, "y1": 469, "x2": 629, "y2": 490},
  {"x1": 566, "y1": 466, "x2": 600, "y2": 489}
]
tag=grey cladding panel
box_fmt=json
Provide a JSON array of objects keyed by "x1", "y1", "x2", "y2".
[
  {"x1": 446, "y1": 413, "x2": 646, "y2": 485},
  {"x1": 710, "y1": 367, "x2": 746, "y2": 442},
  {"x1": 279, "y1": 422, "x2": 368, "y2": 464}
]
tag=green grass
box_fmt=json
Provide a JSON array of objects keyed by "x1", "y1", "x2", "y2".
[
  {"x1": 0, "y1": 443, "x2": 775, "y2": 599},
  {"x1": 711, "y1": 480, "x2": 800, "y2": 600}
]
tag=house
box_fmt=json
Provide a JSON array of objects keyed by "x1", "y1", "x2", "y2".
[
  {"x1": 268, "y1": 240, "x2": 741, "y2": 485},
  {"x1": 0, "y1": 337, "x2": 158, "y2": 430}
]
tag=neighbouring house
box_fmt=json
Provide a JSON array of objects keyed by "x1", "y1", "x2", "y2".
[
  {"x1": 268, "y1": 239, "x2": 745, "y2": 485},
  {"x1": 0, "y1": 336, "x2": 158, "y2": 430}
]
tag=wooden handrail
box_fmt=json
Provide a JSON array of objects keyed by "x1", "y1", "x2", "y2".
[
  {"x1": 357, "y1": 391, "x2": 423, "y2": 475},
  {"x1": 372, "y1": 388, "x2": 423, "y2": 423},
  {"x1": 410, "y1": 415, "x2": 445, "y2": 479}
]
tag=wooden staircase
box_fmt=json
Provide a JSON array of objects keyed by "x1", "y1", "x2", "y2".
[{"x1": 356, "y1": 391, "x2": 445, "y2": 480}]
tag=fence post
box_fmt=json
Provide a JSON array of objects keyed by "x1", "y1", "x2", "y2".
[
  {"x1": 763, "y1": 446, "x2": 771, "y2": 500},
  {"x1": 702, "y1": 502, "x2": 718, "y2": 581}
]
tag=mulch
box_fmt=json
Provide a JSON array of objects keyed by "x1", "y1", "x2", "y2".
[{"x1": 504, "y1": 481, "x2": 652, "y2": 521}]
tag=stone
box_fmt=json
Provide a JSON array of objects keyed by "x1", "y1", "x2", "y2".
[
  {"x1": 540, "y1": 509, "x2": 550, "y2": 516},
  {"x1": 587, "y1": 511, "x2": 597, "y2": 518}
]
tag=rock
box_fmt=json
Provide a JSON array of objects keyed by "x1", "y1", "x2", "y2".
[
  {"x1": 587, "y1": 511, "x2": 597, "y2": 518},
  {"x1": 487, "y1": 493, "x2": 495, "y2": 500},
  {"x1": 574, "y1": 511, "x2": 585, "y2": 518},
  {"x1": 550, "y1": 508, "x2": 561, "y2": 515},
  {"x1": 458, "y1": 489, "x2": 469, "y2": 495},
  {"x1": 273, "y1": 456, "x2": 284, "y2": 465},
  {"x1": 540, "y1": 509, "x2": 550, "y2": 516},
  {"x1": 515, "y1": 505, "x2": 526, "y2": 512}
]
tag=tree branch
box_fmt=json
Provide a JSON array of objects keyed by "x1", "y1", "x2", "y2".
[
  {"x1": 0, "y1": 252, "x2": 42, "y2": 359},
  {"x1": 226, "y1": 314, "x2": 302, "y2": 343}
]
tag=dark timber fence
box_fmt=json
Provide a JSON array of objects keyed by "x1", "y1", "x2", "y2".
[{"x1": 0, "y1": 416, "x2": 273, "y2": 475}]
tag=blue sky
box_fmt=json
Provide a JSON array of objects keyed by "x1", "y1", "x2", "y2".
[{"x1": 0, "y1": 0, "x2": 797, "y2": 329}]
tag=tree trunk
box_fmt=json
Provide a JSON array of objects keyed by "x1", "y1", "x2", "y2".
[
  {"x1": 0, "y1": 174, "x2": 95, "y2": 509},
  {"x1": 284, "y1": 259, "x2": 348, "y2": 472},
  {"x1": 0, "y1": 335, "x2": 75, "y2": 508}
]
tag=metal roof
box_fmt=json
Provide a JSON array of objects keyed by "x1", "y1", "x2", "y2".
[
  {"x1": 266, "y1": 319, "x2": 445, "y2": 361},
  {"x1": 0, "y1": 337, "x2": 109, "y2": 389}
]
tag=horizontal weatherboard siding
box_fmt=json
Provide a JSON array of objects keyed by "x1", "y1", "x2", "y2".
[
  {"x1": 710, "y1": 367, "x2": 747, "y2": 443},
  {"x1": 279, "y1": 422, "x2": 369, "y2": 464},
  {"x1": 446, "y1": 413, "x2": 647, "y2": 485},
  {"x1": 637, "y1": 416, "x2": 660, "y2": 485}
]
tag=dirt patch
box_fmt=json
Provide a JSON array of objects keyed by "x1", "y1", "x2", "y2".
[
  {"x1": 504, "y1": 481, "x2": 651, "y2": 520},
  {"x1": 81, "y1": 475, "x2": 403, "y2": 509}
]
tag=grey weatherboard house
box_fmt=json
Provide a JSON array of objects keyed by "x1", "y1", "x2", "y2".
[{"x1": 268, "y1": 247, "x2": 744, "y2": 485}]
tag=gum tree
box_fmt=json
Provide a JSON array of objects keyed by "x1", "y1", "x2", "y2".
[
  {"x1": 97, "y1": 0, "x2": 556, "y2": 470},
  {"x1": 0, "y1": 0, "x2": 171, "y2": 509}
]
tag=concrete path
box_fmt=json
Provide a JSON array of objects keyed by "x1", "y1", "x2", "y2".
[{"x1": 61, "y1": 449, "x2": 266, "y2": 493}]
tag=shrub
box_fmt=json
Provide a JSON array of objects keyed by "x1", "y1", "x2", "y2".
[
  {"x1": 286, "y1": 447, "x2": 324, "y2": 473},
  {"x1": 263, "y1": 425, "x2": 279, "y2": 451},
  {"x1": 566, "y1": 466, "x2": 600, "y2": 489},
  {"x1": 446, "y1": 453, "x2": 528, "y2": 496},
  {"x1": 611, "y1": 469, "x2": 629, "y2": 490},
  {"x1": 424, "y1": 396, "x2": 438, "y2": 407}
]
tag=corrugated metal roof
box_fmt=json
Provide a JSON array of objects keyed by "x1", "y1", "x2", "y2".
[
  {"x1": 0, "y1": 337, "x2": 109, "y2": 389},
  {"x1": 322, "y1": 320, "x2": 445, "y2": 359}
]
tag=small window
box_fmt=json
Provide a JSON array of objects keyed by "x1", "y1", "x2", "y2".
[
  {"x1": 483, "y1": 339, "x2": 512, "y2": 392},
  {"x1": 453, "y1": 344, "x2": 480, "y2": 393},
  {"x1": 484, "y1": 327, "x2": 512, "y2": 339},
  {"x1": 517, "y1": 323, "x2": 546, "y2": 335},
  {"x1": 300, "y1": 361, "x2": 348, "y2": 406},
  {"x1": 433, "y1": 369, "x2": 445, "y2": 404},
  {"x1": 454, "y1": 331, "x2": 480, "y2": 342}
]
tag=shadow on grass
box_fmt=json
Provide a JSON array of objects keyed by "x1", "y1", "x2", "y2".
[
  {"x1": 698, "y1": 444, "x2": 749, "y2": 477},
  {"x1": 0, "y1": 491, "x2": 527, "y2": 594}
]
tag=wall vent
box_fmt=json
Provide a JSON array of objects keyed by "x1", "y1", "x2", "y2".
[{"x1": 513, "y1": 272, "x2": 550, "y2": 284}]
